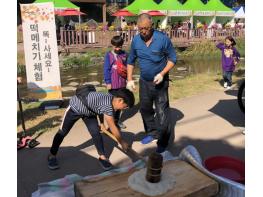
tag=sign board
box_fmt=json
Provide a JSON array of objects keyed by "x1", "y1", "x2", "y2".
[
  {"x1": 20, "y1": 3, "x2": 62, "y2": 101},
  {"x1": 216, "y1": 11, "x2": 235, "y2": 17},
  {"x1": 168, "y1": 10, "x2": 192, "y2": 16},
  {"x1": 194, "y1": 11, "x2": 215, "y2": 16}
]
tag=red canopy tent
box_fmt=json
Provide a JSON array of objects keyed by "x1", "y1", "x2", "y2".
[
  {"x1": 147, "y1": 10, "x2": 166, "y2": 16},
  {"x1": 112, "y1": 9, "x2": 136, "y2": 17},
  {"x1": 55, "y1": 9, "x2": 86, "y2": 16}
]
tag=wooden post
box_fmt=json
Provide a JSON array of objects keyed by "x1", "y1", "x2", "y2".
[
  {"x1": 60, "y1": 27, "x2": 63, "y2": 46},
  {"x1": 146, "y1": 152, "x2": 163, "y2": 183},
  {"x1": 79, "y1": 30, "x2": 82, "y2": 47},
  {"x1": 102, "y1": 3, "x2": 106, "y2": 25}
]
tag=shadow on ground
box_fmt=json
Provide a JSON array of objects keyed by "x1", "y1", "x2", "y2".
[
  {"x1": 209, "y1": 98, "x2": 245, "y2": 127},
  {"x1": 116, "y1": 135, "x2": 245, "y2": 166},
  {"x1": 131, "y1": 107, "x2": 184, "y2": 144}
]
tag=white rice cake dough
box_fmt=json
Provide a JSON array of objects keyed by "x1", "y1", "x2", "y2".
[{"x1": 128, "y1": 168, "x2": 176, "y2": 196}]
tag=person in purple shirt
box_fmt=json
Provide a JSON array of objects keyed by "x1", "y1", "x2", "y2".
[
  {"x1": 216, "y1": 36, "x2": 240, "y2": 90},
  {"x1": 102, "y1": 35, "x2": 127, "y2": 129},
  {"x1": 126, "y1": 13, "x2": 177, "y2": 153}
]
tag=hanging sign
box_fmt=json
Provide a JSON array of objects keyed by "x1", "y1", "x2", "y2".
[
  {"x1": 216, "y1": 11, "x2": 235, "y2": 17},
  {"x1": 194, "y1": 11, "x2": 215, "y2": 16},
  {"x1": 20, "y1": 2, "x2": 62, "y2": 101},
  {"x1": 168, "y1": 10, "x2": 192, "y2": 16}
]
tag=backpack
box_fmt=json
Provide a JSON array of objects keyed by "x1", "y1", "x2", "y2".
[
  {"x1": 75, "y1": 84, "x2": 96, "y2": 97},
  {"x1": 111, "y1": 52, "x2": 127, "y2": 79},
  {"x1": 75, "y1": 84, "x2": 97, "y2": 114}
]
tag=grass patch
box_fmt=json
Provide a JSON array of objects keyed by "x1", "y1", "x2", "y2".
[
  {"x1": 169, "y1": 73, "x2": 221, "y2": 100},
  {"x1": 17, "y1": 52, "x2": 25, "y2": 66},
  {"x1": 17, "y1": 28, "x2": 23, "y2": 43},
  {"x1": 169, "y1": 70, "x2": 244, "y2": 101},
  {"x1": 17, "y1": 101, "x2": 64, "y2": 136}
]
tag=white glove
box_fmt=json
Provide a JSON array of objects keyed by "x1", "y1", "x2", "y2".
[
  {"x1": 126, "y1": 80, "x2": 136, "y2": 92},
  {"x1": 153, "y1": 73, "x2": 163, "y2": 84}
]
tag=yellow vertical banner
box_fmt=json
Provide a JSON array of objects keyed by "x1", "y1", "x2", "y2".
[{"x1": 20, "y1": 3, "x2": 62, "y2": 101}]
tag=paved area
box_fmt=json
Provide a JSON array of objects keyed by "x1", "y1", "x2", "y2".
[{"x1": 17, "y1": 89, "x2": 245, "y2": 197}]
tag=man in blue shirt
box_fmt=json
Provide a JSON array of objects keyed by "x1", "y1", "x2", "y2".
[{"x1": 126, "y1": 13, "x2": 177, "y2": 153}]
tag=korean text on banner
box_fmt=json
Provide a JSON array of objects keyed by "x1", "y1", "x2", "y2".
[{"x1": 20, "y1": 3, "x2": 62, "y2": 101}]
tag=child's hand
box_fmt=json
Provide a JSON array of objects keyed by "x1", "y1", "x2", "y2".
[
  {"x1": 17, "y1": 77, "x2": 23, "y2": 84},
  {"x1": 106, "y1": 84, "x2": 112, "y2": 90},
  {"x1": 120, "y1": 140, "x2": 129, "y2": 152},
  {"x1": 233, "y1": 57, "x2": 238, "y2": 65},
  {"x1": 100, "y1": 123, "x2": 107, "y2": 132}
]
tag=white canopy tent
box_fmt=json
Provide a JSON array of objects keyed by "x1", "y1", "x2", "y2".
[
  {"x1": 234, "y1": 6, "x2": 245, "y2": 19},
  {"x1": 230, "y1": 6, "x2": 245, "y2": 27}
]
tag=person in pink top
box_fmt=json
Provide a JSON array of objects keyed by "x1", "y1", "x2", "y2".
[{"x1": 102, "y1": 36, "x2": 128, "y2": 129}]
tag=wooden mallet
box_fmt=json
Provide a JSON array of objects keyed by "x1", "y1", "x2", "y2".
[{"x1": 100, "y1": 126, "x2": 146, "y2": 163}]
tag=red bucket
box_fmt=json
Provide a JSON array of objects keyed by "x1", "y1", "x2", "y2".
[{"x1": 204, "y1": 156, "x2": 245, "y2": 184}]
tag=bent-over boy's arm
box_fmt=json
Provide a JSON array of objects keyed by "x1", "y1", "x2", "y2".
[
  {"x1": 104, "y1": 114, "x2": 129, "y2": 151},
  {"x1": 104, "y1": 114, "x2": 121, "y2": 141}
]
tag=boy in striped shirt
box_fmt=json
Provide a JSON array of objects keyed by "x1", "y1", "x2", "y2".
[{"x1": 47, "y1": 88, "x2": 134, "y2": 170}]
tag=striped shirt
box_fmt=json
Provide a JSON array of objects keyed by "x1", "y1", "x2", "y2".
[{"x1": 69, "y1": 92, "x2": 114, "y2": 117}]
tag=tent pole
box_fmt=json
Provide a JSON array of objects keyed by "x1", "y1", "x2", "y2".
[
  {"x1": 190, "y1": 11, "x2": 193, "y2": 29},
  {"x1": 209, "y1": 14, "x2": 216, "y2": 28}
]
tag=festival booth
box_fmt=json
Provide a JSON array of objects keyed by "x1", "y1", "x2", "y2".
[
  {"x1": 125, "y1": 0, "x2": 159, "y2": 15},
  {"x1": 124, "y1": 0, "x2": 165, "y2": 26},
  {"x1": 205, "y1": 0, "x2": 234, "y2": 27},
  {"x1": 157, "y1": 0, "x2": 190, "y2": 29},
  {"x1": 158, "y1": 0, "x2": 215, "y2": 30},
  {"x1": 233, "y1": 6, "x2": 245, "y2": 19},
  {"x1": 229, "y1": 6, "x2": 245, "y2": 28},
  {"x1": 181, "y1": 0, "x2": 215, "y2": 29}
]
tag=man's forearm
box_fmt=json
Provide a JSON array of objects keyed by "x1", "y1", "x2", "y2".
[
  {"x1": 160, "y1": 60, "x2": 175, "y2": 76},
  {"x1": 127, "y1": 64, "x2": 134, "y2": 81}
]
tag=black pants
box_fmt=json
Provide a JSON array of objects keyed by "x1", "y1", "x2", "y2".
[
  {"x1": 50, "y1": 106, "x2": 105, "y2": 156},
  {"x1": 139, "y1": 78, "x2": 171, "y2": 148}
]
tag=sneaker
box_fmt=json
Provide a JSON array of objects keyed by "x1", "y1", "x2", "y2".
[
  {"x1": 48, "y1": 155, "x2": 59, "y2": 170},
  {"x1": 141, "y1": 135, "x2": 157, "y2": 144},
  {"x1": 223, "y1": 82, "x2": 228, "y2": 88},
  {"x1": 226, "y1": 86, "x2": 232, "y2": 90},
  {"x1": 99, "y1": 158, "x2": 113, "y2": 170},
  {"x1": 156, "y1": 146, "x2": 166, "y2": 153}
]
